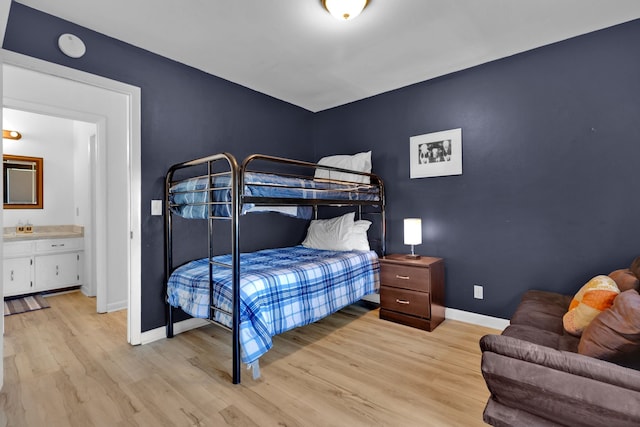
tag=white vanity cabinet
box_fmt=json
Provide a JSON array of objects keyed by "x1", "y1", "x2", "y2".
[
  {"x1": 4, "y1": 257, "x2": 34, "y2": 295},
  {"x1": 35, "y1": 238, "x2": 83, "y2": 291},
  {"x1": 4, "y1": 237, "x2": 83, "y2": 297},
  {"x1": 3, "y1": 240, "x2": 35, "y2": 296}
]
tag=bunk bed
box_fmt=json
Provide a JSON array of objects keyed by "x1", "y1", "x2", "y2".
[{"x1": 164, "y1": 153, "x2": 386, "y2": 384}]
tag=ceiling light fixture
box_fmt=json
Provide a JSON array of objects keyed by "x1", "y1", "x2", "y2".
[
  {"x1": 322, "y1": 0, "x2": 369, "y2": 21},
  {"x1": 3, "y1": 130, "x2": 22, "y2": 140},
  {"x1": 58, "y1": 33, "x2": 86, "y2": 58}
]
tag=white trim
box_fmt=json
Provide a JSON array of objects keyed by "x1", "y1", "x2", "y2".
[
  {"x1": 140, "y1": 318, "x2": 209, "y2": 345},
  {"x1": 2, "y1": 49, "x2": 143, "y2": 345},
  {"x1": 142, "y1": 307, "x2": 507, "y2": 347},
  {"x1": 0, "y1": 0, "x2": 10, "y2": 46},
  {"x1": 445, "y1": 307, "x2": 509, "y2": 331},
  {"x1": 107, "y1": 300, "x2": 128, "y2": 313},
  {"x1": 0, "y1": 50, "x2": 4, "y2": 390},
  {"x1": 94, "y1": 119, "x2": 108, "y2": 314},
  {"x1": 361, "y1": 293, "x2": 380, "y2": 304},
  {"x1": 361, "y1": 292, "x2": 508, "y2": 331},
  {"x1": 128, "y1": 80, "x2": 142, "y2": 346}
]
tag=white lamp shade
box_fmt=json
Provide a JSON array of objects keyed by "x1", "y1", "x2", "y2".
[
  {"x1": 323, "y1": 0, "x2": 368, "y2": 21},
  {"x1": 404, "y1": 218, "x2": 422, "y2": 246}
]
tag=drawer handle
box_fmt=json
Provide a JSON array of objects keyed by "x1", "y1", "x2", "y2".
[
  {"x1": 51, "y1": 244, "x2": 65, "y2": 248},
  {"x1": 395, "y1": 299, "x2": 410, "y2": 305},
  {"x1": 395, "y1": 275, "x2": 410, "y2": 280}
]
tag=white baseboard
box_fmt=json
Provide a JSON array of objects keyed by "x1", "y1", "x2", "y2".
[
  {"x1": 445, "y1": 307, "x2": 509, "y2": 331},
  {"x1": 80, "y1": 285, "x2": 96, "y2": 298},
  {"x1": 138, "y1": 306, "x2": 508, "y2": 346},
  {"x1": 107, "y1": 299, "x2": 127, "y2": 313},
  {"x1": 140, "y1": 317, "x2": 209, "y2": 345},
  {"x1": 362, "y1": 294, "x2": 507, "y2": 331},
  {"x1": 361, "y1": 294, "x2": 380, "y2": 304}
]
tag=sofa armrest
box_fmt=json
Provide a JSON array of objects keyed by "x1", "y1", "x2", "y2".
[
  {"x1": 481, "y1": 334, "x2": 640, "y2": 391},
  {"x1": 480, "y1": 334, "x2": 640, "y2": 427}
]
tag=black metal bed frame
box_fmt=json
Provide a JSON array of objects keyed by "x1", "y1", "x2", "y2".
[{"x1": 164, "y1": 153, "x2": 385, "y2": 384}]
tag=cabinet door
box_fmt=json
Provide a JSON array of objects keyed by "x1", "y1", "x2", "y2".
[
  {"x1": 3, "y1": 257, "x2": 34, "y2": 297},
  {"x1": 35, "y1": 253, "x2": 80, "y2": 291}
]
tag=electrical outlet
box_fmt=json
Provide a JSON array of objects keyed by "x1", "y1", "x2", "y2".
[{"x1": 474, "y1": 284, "x2": 484, "y2": 300}]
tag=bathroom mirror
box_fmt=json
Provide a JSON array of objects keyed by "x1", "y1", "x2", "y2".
[{"x1": 3, "y1": 154, "x2": 43, "y2": 209}]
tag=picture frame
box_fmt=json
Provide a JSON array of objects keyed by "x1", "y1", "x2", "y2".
[{"x1": 409, "y1": 128, "x2": 462, "y2": 178}]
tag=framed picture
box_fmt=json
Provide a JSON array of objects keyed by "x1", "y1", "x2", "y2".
[{"x1": 409, "y1": 128, "x2": 462, "y2": 179}]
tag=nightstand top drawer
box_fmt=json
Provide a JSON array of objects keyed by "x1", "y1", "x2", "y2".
[{"x1": 381, "y1": 263, "x2": 430, "y2": 291}]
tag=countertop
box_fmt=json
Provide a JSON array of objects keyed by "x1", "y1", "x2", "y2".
[{"x1": 3, "y1": 225, "x2": 84, "y2": 242}]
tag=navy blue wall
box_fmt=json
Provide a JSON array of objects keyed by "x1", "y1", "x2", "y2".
[
  {"x1": 3, "y1": 3, "x2": 314, "y2": 330},
  {"x1": 4, "y1": 2, "x2": 639, "y2": 325},
  {"x1": 313, "y1": 20, "x2": 640, "y2": 318}
]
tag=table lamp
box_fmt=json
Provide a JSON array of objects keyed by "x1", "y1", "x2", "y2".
[{"x1": 404, "y1": 218, "x2": 422, "y2": 259}]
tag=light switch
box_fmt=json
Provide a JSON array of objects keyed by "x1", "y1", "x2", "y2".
[{"x1": 151, "y1": 199, "x2": 163, "y2": 216}]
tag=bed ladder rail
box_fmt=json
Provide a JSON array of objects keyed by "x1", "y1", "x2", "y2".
[
  {"x1": 208, "y1": 258, "x2": 234, "y2": 319},
  {"x1": 165, "y1": 152, "x2": 242, "y2": 384}
]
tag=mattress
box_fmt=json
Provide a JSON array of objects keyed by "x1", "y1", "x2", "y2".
[
  {"x1": 167, "y1": 245, "x2": 380, "y2": 364},
  {"x1": 168, "y1": 172, "x2": 381, "y2": 219}
]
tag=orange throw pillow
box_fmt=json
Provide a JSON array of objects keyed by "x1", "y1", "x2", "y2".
[{"x1": 563, "y1": 275, "x2": 620, "y2": 336}]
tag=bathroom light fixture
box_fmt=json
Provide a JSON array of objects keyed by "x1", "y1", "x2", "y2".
[
  {"x1": 404, "y1": 218, "x2": 422, "y2": 259},
  {"x1": 322, "y1": 0, "x2": 369, "y2": 21},
  {"x1": 2, "y1": 130, "x2": 22, "y2": 140}
]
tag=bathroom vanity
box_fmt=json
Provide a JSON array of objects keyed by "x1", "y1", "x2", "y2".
[{"x1": 3, "y1": 226, "x2": 84, "y2": 297}]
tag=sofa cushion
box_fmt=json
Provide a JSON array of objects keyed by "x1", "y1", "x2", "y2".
[
  {"x1": 579, "y1": 289, "x2": 640, "y2": 367},
  {"x1": 510, "y1": 290, "x2": 572, "y2": 335},
  {"x1": 503, "y1": 324, "x2": 579, "y2": 352},
  {"x1": 631, "y1": 256, "x2": 640, "y2": 278},
  {"x1": 609, "y1": 268, "x2": 640, "y2": 292},
  {"x1": 563, "y1": 275, "x2": 620, "y2": 336}
]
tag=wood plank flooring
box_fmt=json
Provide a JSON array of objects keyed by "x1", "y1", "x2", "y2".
[{"x1": 0, "y1": 292, "x2": 499, "y2": 426}]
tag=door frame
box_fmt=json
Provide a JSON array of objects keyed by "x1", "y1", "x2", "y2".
[{"x1": 2, "y1": 49, "x2": 142, "y2": 344}]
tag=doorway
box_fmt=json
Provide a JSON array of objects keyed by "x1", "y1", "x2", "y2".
[
  {"x1": 2, "y1": 50, "x2": 142, "y2": 344},
  {"x1": 3, "y1": 108, "x2": 97, "y2": 297}
]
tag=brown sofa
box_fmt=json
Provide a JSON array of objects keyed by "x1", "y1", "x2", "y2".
[{"x1": 480, "y1": 259, "x2": 640, "y2": 427}]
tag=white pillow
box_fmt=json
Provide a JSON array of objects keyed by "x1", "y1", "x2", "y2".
[
  {"x1": 301, "y1": 213, "x2": 371, "y2": 251},
  {"x1": 347, "y1": 220, "x2": 372, "y2": 251},
  {"x1": 314, "y1": 151, "x2": 372, "y2": 184},
  {"x1": 302, "y1": 212, "x2": 355, "y2": 251}
]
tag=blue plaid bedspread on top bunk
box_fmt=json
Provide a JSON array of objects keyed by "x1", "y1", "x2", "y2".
[
  {"x1": 168, "y1": 172, "x2": 380, "y2": 219},
  {"x1": 167, "y1": 245, "x2": 380, "y2": 365}
]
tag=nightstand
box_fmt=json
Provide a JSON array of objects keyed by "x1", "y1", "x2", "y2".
[{"x1": 379, "y1": 254, "x2": 445, "y2": 331}]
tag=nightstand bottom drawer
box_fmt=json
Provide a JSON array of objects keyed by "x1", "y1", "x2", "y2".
[
  {"x1": 380, "y1": 309, "x2": 437, "y2": 332},
  {"x1": 380, "y1": 287, "x2": 430, "y2": 318}
]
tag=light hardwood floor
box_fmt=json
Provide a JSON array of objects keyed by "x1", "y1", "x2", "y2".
[{"x1": 1, "y1": 292, "x2": 499, "y2": 426}]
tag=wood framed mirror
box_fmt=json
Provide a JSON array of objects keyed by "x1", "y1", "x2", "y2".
[{"x1": 3, "y1": 154, "x2": 43, "y2": 209}]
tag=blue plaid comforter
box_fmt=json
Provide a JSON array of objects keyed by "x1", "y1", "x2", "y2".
[
  {"x1": 169, "y1": 172, "x2": 380, "y2": 219},
  {"x1": 167, "y1": 246, "x2": 380, "y2": 364}
]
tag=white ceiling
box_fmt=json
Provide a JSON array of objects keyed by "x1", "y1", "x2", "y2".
[{"x1": 14, "y1": 0, "x2": 640, "y2": 112}]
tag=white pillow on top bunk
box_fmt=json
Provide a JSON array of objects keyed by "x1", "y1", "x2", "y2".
[
  {"x1": 302, "y1": 212, "x2": 371, "y2": 251},
  {"x1": 314, "y1": 151, "x2": 372, "y2": 184}
]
